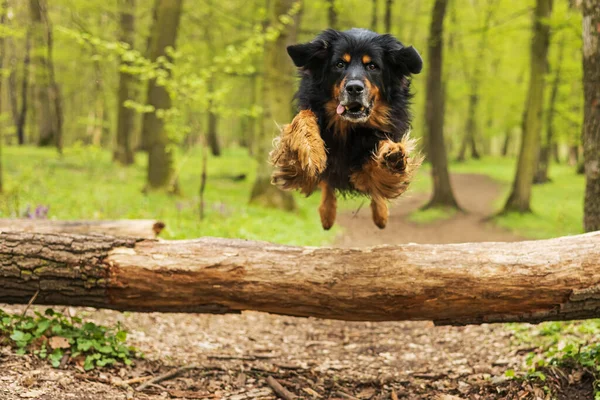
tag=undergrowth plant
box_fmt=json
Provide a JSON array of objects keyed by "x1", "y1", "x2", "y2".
[
  {"x1": 0, "y1": 308, "x2": 141, "y2": 371},
  {"x1": 506, "y1": 320, "x2": 600, "y2": 396}
]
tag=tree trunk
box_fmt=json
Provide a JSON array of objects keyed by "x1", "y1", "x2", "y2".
[
  {"x1": 503, "y1": 0, "x2": 553, "y2": 213},
  {"x1": 0, "y1": 0, "x2": 6, "y2": 193},
  {"x1": 114, "y1": 0, "x2": 136, "y2": 166},
  {"x1": 568, "y1": 144, "x2": 579, "y2": 166},
  {"x1": 534, "y1": 36, "x2": 566, "y2": 184},
  {"x1": 15, "y1": 32, "x2": 31, "y2": 146},
  {"x1": 501, "y1": 129, "x2": 511, "y2": 157},
  {"x1": 206, "y1": 107, "x2": 221, "y2": 156},
  {"x1": 203, "y1": 0, "x2": 221, "y2": 157},
  {"x1": 141, "y1": 0, "x2": 184, "y2": 191},
  {"x1": 371, "y1": 0, "x2": 378, "y2": 31},
  {"x1": 552, "y1": 142, "x2": 560, "y2": 163},
  {"x1": 582, "y1": 0, "x2": 600, "y2": 232},
  {"x1": 0, "y1": 219, "x2": 165, "y2": 238},
  {"x1": 1, "y1": 231, "x2": 599, "y2": 326},
  {"x1": 29, "y1": 0, "x2": 62, "y2": 151},
  {"x1": 384, "y1": 0, "x2": 393, "y2": 33},
  {"x1": 327, "y1": 0, "x2": 338, "y2": 30},
  {"x1": 248, "y1": 0, "x2": 299, "y2": 210},
  {"x1": 456, "y1": 0, "x2": 496, "y2": 163},
  {"x1": 423, "y1": 0, "x2": 460, "y2": 210}
]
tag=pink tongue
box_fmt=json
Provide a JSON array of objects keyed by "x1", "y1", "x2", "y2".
[{"x1": 336, "y1": 104, "x2": 345, "y2": 115}]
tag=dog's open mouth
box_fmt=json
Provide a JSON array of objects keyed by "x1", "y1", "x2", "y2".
[{"x1": 336, "y1": 101, "x2": 371, "y2": 122}]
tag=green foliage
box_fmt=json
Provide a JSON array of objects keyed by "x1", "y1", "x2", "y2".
[
  {"x1": 506, "y1": 320, "x2": 600, "y2": 394},
  {"x1": 0, "y1": 308, "x2": 140, "y2": 370}
]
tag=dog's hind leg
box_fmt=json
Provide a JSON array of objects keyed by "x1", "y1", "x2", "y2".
[
  {"x1": 318, "y1": 181, "x2": 337, "y2": 230},
  {"x1": 270, "y1": 110, "x2": 327, "y2": 195},
  {"x1": 370, "y1": 196, "x2": 389, "y2": 229}
]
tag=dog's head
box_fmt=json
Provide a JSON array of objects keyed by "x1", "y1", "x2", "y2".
[{"x1": 288, "y1": 29, "x2": 422, "y2": 128}]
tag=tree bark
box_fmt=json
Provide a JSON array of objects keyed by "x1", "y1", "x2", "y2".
[
  {"x1": 582, "y1": 0, "x2": 600, "y2": 232},
  {"x1": 29, "y1": 0, "x2": 62, "y2": 151},
  {"x1": 1, "y1": 231, "x2": 599, "y2": 326},
  {"x1": 141, "y1": 0, "x2": 184, "y2": 191},
  {"x1": 114, "y1": 0, "x2": 136, "y2": 166},
  {"x1": 248, "y1": 0, "x2": 299, "y2": 210},
  {"x1": 0, "y1": 219, "x2": 165, "y2": 238},
  {"x1": 384, "y1": 0, "x2": 393, "y2": 33},
  {"x1": 423, "y1": 0, "x2": 460, "y2": 210},
  {"x1": 503, "y1": 0, "x2": 553, "y2": 213},
  {"x1": 534, "y1": 36, "x2": 566, "y2": 184}
]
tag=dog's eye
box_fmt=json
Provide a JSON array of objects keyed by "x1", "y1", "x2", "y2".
[
  {"x1": 335, "y1": 61, "x2": 345, "y2": 69},
  {"x1": 366, "y1": 63, "x2": 378, "y2": 71}
]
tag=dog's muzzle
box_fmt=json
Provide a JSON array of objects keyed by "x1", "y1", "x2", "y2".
[{"x1": 335, "y1": 80, "x2": 372, "y2": 123}]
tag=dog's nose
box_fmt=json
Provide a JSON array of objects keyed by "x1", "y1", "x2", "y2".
[{"x1": 345, "y1": 80, "x2": 364, "y2": 95}]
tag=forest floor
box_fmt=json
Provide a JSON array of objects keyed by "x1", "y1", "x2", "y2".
[{"x1": 0, "y1": 173, "x2": 597, "y2": 400}]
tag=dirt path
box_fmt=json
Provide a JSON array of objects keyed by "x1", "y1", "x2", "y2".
[
  {"x1": 1, "y1": 174, "x2": 555, "y2": 400},
  {"x1": 337, "y1": 173, "x2": 520, "y2": 246}
]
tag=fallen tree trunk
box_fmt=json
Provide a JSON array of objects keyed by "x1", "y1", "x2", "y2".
[
  {"x1": 1, "y1": 231, "x2": 599, "y2": 325},
  {"x1": 0, "y1": 219, "x2": 165, "y2": 238}
]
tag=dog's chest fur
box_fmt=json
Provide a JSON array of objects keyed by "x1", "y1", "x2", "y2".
[{"x1": 316, "y1": 114, "x2": 403, "y2": 193}]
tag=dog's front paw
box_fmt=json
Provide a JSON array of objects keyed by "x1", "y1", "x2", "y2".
[
  {"x1": 288, "y1": 110, "x2": 327, "y2": 176},
  {"x1": 378, "y1": 141, "x2": 407, "y2": 173}
]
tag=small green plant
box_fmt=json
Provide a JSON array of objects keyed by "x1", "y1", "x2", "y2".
[
  {"x1": 505, "y1": 320, "x2": 600, "y2": 395},
  {"x1": 0, "y1": 308, "x2": 141, "y2": 371}
]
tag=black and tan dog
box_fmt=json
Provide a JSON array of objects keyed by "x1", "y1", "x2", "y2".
[{"x1": 270, "y1": 28, "x2": 423, "y2": 230}]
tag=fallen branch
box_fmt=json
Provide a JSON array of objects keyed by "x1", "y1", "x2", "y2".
[
  {"x1": 1, "y1": 231, "x2": 599, "y2": 325},
  {"x1": 0, "y1": 219, "x2": 165, "y2": 238},
  {"x1": 136, "y1": 364, "x2": 198, "y2": 392},
  {"x1": 267, "y1": 376, "x2": 297, "y2": 400}
]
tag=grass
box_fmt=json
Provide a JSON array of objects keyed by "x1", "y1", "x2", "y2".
[
  {"x1": 414, "y1": 157, "x2": 586, "y2": 239},
  {"x1": 2, "y1": 145, "x2": 338, "y2": 246},
  {"x1": 408, "y1": 206, "x2": 457, "y2": 224},
  {"x1": 2, "y1": 146, "x2": 586, "y2": 242}
]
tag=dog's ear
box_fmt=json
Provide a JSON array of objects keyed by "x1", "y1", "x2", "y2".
[
  {"x1": 390, "y1": 46, "x2": 423, "y2": 75},
  {"x1": 287, "y1": 40, "x2": 329, "y2": 68},
  {"x1": 287, "y1": 29, "x2": 339, "y2": 68}
]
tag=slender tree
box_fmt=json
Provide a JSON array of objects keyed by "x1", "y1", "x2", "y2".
[
  {"x1": 249, "y1": 0, "x2": 301, "y2": 210},
  {"x1": 582, "y1": 0, "x2": 600, "y2": 231},
  {"x1": 0, "y1": 0, "x2": 7, "y2": 193},
  {"x1": 423, "y1": 0, "x2": 460, "y2": 210},
  {"x1": 456, "y1": 0, "x2": 498, "y2": 162},
  {"x1": 534, "y1": 36, "x2": 566, "y2": 184},
  {"x1": 204, "y1": 0, "x2": 221, "y2": 156},
  {"x1": 114, "y1": 0, "x2": 136, "y2": 165},
  {"x1": 141, "y1": 0, "x2": 184, "y2": 191},
  {"x1": 327, "y1": 0, "x2": 338, "y2": 29},
  {"x1": 384, "y1": 0, "x2": 393, "y2": 33},
  {"x1": 371, "y1": 0, "x2": 379, "y2": 31},
  {"x1": 28, "y1": 0, "x2": 62, "y2": 151},
  {"x1": 15, "y1": 32, "x2": 31, "y2": 146},
  {"x1": 503, "y1": 0, "x2": 553, "y2": 213}
]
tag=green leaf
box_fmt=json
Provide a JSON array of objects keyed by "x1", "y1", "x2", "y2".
[{"x1": 505, "y1": 369, "x2": 515, "y2": 378}]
